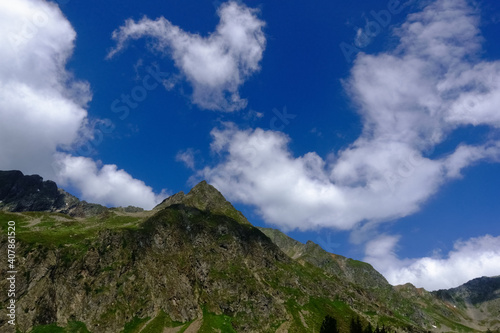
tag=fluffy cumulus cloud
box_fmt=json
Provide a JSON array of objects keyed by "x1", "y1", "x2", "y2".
[
  {"x1": 53, "y1": 154, "x2": 167, "y2": 209},
  {"x1": 200, "y1": 124, "x2": 350, "y2": 230},
  {"x1": 0, "y1": 0, "x2": 88, "y2": 177},
  {"x1": 107, "y1": 1, "x2": 266, "y2": 111},
  {"x1": 199, "y1": 0, "x2": 500, "y2": 231},
  {"x1": 365, "y1": 234, "x2": 500, "y2": 290},
  {"x1": 0, "y1": 0, "x2": 165, "y2": 209}
]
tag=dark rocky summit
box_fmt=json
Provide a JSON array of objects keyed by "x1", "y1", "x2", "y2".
[
  {"x1": 0, "y1": 170, "x2": 66, "y2": 212},
  {"x1": 0, "y1": 170, "x2": 128, "y2": 217}
]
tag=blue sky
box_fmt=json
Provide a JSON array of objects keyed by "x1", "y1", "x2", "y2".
[{"x1": 1, "y1": 0, "x2": 500, "y2": 290}]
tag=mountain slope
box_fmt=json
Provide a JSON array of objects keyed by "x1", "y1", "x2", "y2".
[
  {"x1": 259, "y1": 228, "x2": 390, "y2": 290},
  {"x1": 258, "y1": 227, "x2": 500, "y2": 333},
  {"x1": 433, "y1": 276, "x2": 500, "y2": 330}
]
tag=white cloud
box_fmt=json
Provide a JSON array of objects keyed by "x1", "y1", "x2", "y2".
[
  {"x1": 198, "y1": 0, "x2": 500, "y2": 231},
  {"x1": 107, "y1": 1, "x2": 266, "y2": 111},
  {"x1": 0, "y1": 0, "x2": 165, "y2": 209},
  {"x1": 54, "y1": 154, "x2": 167, "y2": 209},
  {"x1": 200, "y1": 124, "x2": 350, "y2": 230},
  {"x1": 199, "y1": 124, "x2": 443, "y2": 231},
  {"x1": 0, "y1": 0, "x2": 88, "y2": 177},
  {"x1": 176, "y1": 148, "x2": 197, "y2": 170},
  {"x1": 365, "y1": 234, "x2": 500, "y2": 290}
]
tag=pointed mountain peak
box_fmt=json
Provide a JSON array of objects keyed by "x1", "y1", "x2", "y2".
[
  {"x1": 185, "y1": 180, "x2": 228, "y2": 210},
  {"x1": 192, "y1": 179, "x2": 209, "y2": 188},
  {"x1": 154, "y1": 181, "x2": 250, "y2": 225}
]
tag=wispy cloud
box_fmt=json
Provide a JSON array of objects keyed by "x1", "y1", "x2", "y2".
[
  {"x1": 365, "y1": 234, "x2": 500, "y2": 290},
  {"x1": 107, "y1": 1, "x2": 266, "y2": 112},
  {"x1": 176, "y1": 148, "x2": 198, "y2": 170},
  {"x1": 198, "y1": 0, "x2": 500, "y2": 232},
  {"x1": 0, "y1": 0, "x2": 166, "y2": 209}
]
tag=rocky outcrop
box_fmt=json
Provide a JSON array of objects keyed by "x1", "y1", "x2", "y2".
[
  {"x1": 0, "y1": 202, "x2": 330, "y2": 332},
  {"x1": 258, "y1": 227, "x2": 500, "y2": 332},
  {"x1": 0, "y1": 170, "x2": 107, "y2": 217},
  {"x1": 0, "y1": 170, "x2": 66, "y2": 212}
]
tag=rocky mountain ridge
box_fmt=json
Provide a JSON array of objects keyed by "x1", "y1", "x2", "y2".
[
  {"x1": 433, "y1": 276, "x2": 500, "y2": 330},
  {"x1": 0, "y1": 171, "x2": 499, "y2": 332},
  {"x1": 0, "y1": 170, "x2": 112, "y2": 217}
]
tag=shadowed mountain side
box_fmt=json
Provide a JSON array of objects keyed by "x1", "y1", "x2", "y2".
[
  {"x1": 434, "y1": 276, "x2": 500, "y2": 305},
  {"x1": 0, "y1": 170, "x2": 68, "y2": 212}
]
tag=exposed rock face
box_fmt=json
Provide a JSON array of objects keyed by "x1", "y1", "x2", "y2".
[
  {"x1": 258, "y1": 227, "x2": 469, "y2": 330},
  {"x1": 2, "y1": 194, "x2": 343, "y2": 332},
  {"x1": 0, "y1": 170, "x2": 65, "y2": 212},
  {"x1": 0, "y1": 170, "x2": 109, "y2": 217},
  {"x1": 3, "y1": 205, "x2": 290, "y2": 332}
]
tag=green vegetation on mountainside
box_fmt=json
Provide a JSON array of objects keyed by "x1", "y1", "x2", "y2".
[{"x1": 0, "y1": 179, "x2": 497, "y2": 333}]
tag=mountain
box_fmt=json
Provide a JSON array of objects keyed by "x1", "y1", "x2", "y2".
[
  {"x1": 433, "y1": 276, "x2": 500, "y2": 330},
  {"x1": 0, "y1": 171, "x2": 499, "y2": 333}
]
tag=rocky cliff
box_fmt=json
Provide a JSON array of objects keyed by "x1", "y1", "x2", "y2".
[
  {"x1": 0, "y1": 170, "x2": 67, "y2": 212},
  {"x1": 0, "y1": 170, "x2": 136, "y2": 217}
]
